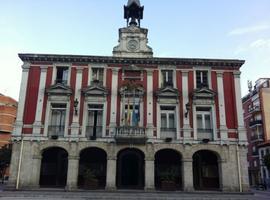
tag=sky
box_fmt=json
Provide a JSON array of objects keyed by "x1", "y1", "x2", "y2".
[{"x1": 0, "y1": 0, "x2": 270, "y2": 100}]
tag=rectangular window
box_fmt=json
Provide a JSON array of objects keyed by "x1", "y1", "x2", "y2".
[
  {"x1": 49, "y1": 104, "x2": 66, "y2": 137},
  {"x1": 86, "y1": 104, "x2": 104, "y2": 139},
  {"x1": 160, "y1": 106, "x2": 176, "y2": 131},
  {"x1": 196, "y1": 70, "x2": 208, "y2": 88},
  {"x1": 196, "y1": 107, "x2": 213, "y2": 140},
  {"x1": 91, "y1": 68, "x2": 104, "y2": 84},
  {"x1": 123, "y1": 103, "x2": 140, "y2": 127},
  {"x1": 161, "y1": 70, "x2": 173, "y2": 87},
  {"x1": 56, "y1": 67, "x2": 69, "y2": 84}
]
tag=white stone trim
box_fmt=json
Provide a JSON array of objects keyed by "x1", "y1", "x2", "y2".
[
  {"x1": 146, "y1": 70, "x2": 153, "y2": 137},
  {"x1": 182, "y1": 70, "x2": 191, "y2": 141},
  {"x1": 33, "y1": 66, "x2": 48, "y2": 135},
  {"x1": 109, "y1": 68, "x2": 119, "y2": 135},
  {"x1": 217, "y1": 71, "x2": 228, "y2": 142},
  {"x1": 52, "y1": 63, "x2": 72, "y2": 85},
  {"x1": 13, "y1": 63, "x2": 30, "y2": 136}
]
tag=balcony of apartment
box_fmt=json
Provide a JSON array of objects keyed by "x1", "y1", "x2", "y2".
[
  {"x1": 48, "y1": 125, "x2": 65, "y2": 139},
  {"x1": 250, "y1": 133, "x2": 264, "y2": 143},
  {"x1": 115, "y1": 126, "x2": 146, "y2": 144},
  {"x1": 252, "y1": 150, "x2": 259, "y2": 157},
  {"x1": 249, "y1": 120, "x2": 263, "y2": 128},
  {"x1": 248, "y1": 106, "x2": 261, "y2": 114},
  {"x1": 85, "y1": 126, "x2": 103, "y2": 140},
  {"x1": 197, "y1": 129, "x2": 213, "y2": 141},
  {"x1": 160, "y1": 128, "x2": 177, "y2": 141}
]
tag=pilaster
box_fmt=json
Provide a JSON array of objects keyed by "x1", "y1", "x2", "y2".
[
  {"x1": 146, "y1": 70, "x2": 154, "y2": 138},
  {"x1": 66, "y1": 155, "x2": 79, "y2": 190},
  {"x1": 144, "y1": 156, "x2": 155, "y2": 191},
  {"x1": 182, "y1": 158, "x2": 194, "y2": 191},
  {"x1": 106, "y1": 156, "x2": 117, "y2": 190}
]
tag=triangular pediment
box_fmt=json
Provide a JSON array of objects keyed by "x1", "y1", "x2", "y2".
[
  {"x1": 82, "y1": 84, "x2": 108, "y2": 97},
  {"x1": 46, "y1": 83, "x2": 73, "y2": 96},
  {"x1": 156, "y1": 86, "x2": 179, "y2": 98},
  {"x1": 192, "y1": 87, "x2": 216, "y2": 100}
]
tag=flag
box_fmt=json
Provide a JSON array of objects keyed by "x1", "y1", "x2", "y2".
[{"x1": 127, "y1": 98, "x2": 131, "y2": 125}]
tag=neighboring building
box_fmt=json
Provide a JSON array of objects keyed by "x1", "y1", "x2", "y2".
[
  {"x1": 258, "y1": 142, "x2": 270, "y2": 187},
  {"x1": 8, "y1": 0, "x2": 249, "y2": 192},
  {"x1": 0, "y1": 94, "x2": 17, "y2": 147},
  {"x1": 242, "y1": 78, "x2": 270, "y2": 186}
]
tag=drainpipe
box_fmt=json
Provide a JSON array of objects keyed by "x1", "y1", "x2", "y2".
[
  {"x1": 236, "y1": 144, "x2": 242, "y2": 192},
  {"x1": 16, "y1": 136, "x2": 24, "y2": 190}
]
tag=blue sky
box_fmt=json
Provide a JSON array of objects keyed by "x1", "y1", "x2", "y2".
[{"x1": 1, "y1": 0, "x2": 270, "y2": 100}]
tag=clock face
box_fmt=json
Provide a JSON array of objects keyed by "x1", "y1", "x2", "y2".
[{"x1": 127, "y1": 39, "x2": 139, "y2": 51}]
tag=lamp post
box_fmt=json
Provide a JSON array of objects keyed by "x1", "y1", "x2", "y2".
[{"x1": 74, "y1": 98, "x2": 79, "y2": 116}]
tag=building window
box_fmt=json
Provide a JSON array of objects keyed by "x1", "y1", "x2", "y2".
[
  {"x1": 122, "y1": 102, "x2": 140, "y2": 127},
  {"x1": 48, "y1": 103, "x2": 66, "y2": 138},
  {"x1": 196, "y1": 107, "x2": 213, "y2": 140},
  {"x1": 86, "y1": 104, "x2": 103, "y2": 139},
  {"x1": 266, "y1": 149, "x2": 270, "y2": 155},
  {"x1": 254, "y1": 160, "x2": 257, "y2": 167},
  {"x1": 91, "y1": 68, "x2": 104, "y2": 84},
  {"x1": 161, "y1": 70, "x2": 173, "y2": 87},
  {"x1": 56, "y1": 67, "x2": 69, "y2": 84},
  {"x1": 160, "y1": 106, "x2": 176, "y2": 132},
  {"x1": 196, "y1": 70, "x2": 208, "y2": 88}
]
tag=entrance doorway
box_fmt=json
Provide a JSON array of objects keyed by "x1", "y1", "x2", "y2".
[
  {"x1": 155, "y1": 149, "x2": 182, "y2": 190},
  {"x1": 117, "y1": 148, "x2": 145, "y2": 189},
  {"x1": 39, "y1": 147, "x2": 68, "y2": 187},
  {"x1": 78, "y1": 147, "x2": 107, "y2": 189},
  {"x1": 193, "y1": 150, "x2": 220, "y2": 190}
]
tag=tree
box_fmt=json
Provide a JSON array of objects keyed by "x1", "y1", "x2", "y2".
[
  {"x1": 0, "y1": 144, "x2": 12, "y2": 181},
  {"x1": 263, "y1": 154, "x2": 270, "y2": 171}
]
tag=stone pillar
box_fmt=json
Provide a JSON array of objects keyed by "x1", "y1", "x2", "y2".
[
  {"x1": 106, "y1": 156, "x2": 117, "y2": 190},
  {"x1": 217, "y1": 71, "x2": 228, "y2": 143},
  {"x1": 219, "y1": 159, "x2": 231, "y2": 191},
  {"x1": 33, "y1": 66, "x2": 48, "y2": 135},
  {"x1": 239, "y1": 146, "x2": 250, "y2": 192},
  {"x1": 7, "y1": 142, "x2": 21, "y2": 188},
  {"x1": 31, "y1": 155, "x2": 42, "y2": 188},
  {"x1": 71, "y1": 67, "x2": 84, "y2": 136},
  {"x1": 234, "y1": 71, "x2": 247, "y2": 144},
  {"x1": 14, "y1": 63, "x2": 30, "y2": 136},
  {"x1": 182, "y1": 158, "x2": 194, "y2": 191},
  {"x1": 66, "y1": 156, "x2": 79, "y2": 190},
  {"x1": 144, "y1": 157, "x2": 155, "y2": 191},
  {"x1": 182, "y1": 71, "x2": 192, "y2": 143},
  {"x1": 146, "y1": 70, "x2": 154, "y2": 138},
  {"x1": 109, "y1": 68, "x2": 119, "y2": 136}
]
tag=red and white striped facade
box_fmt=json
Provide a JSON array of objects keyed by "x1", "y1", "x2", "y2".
[{"x1": 13, "y1": 55, "x2": 246, "y2": 143}]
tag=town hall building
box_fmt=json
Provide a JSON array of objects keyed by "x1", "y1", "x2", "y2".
[{"x1": 8, "y1": 0, "x2": 249, "y2": 192}]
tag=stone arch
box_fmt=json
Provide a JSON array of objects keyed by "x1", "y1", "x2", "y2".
[
  {"x1": 192, "y1": 149, "x2": 221, "y2": 190},
  {"x1": 39, "y1": 146, "x2": 68, "y2": 187},
  {"x1": 116, "y1": 148, "x2": 145, "y2": 189},
  {"x1": 154, "y1": 148, "x2": 183, "y2": 190},
  {"x1": 78, "y1": 144, "x2": 108, "y2": 157},
  {"x1": 78, "y1": 147, "x2": 107, "y2": 189},
  {"x1": 39, "y1": 143, "x2": 70, "y2": 156}
]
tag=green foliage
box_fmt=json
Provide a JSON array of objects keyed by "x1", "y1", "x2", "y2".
[
  {"x1": 159, "y1": 167, "x2": 178, "y2": 182},
  {"x1": 263, "y1": 154, "x2": 270, "y2": 170},
  {"x1": 83, "y1": 168, "x2": 97, "y2": 181}
]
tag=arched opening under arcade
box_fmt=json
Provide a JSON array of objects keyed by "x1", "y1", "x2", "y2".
[
  {"x1": 155, "y1": 149, "x2": 182, "y2": 190},
  {"x1": 39, "y1": 147, "x2": 68, "y2": 188},
  {"x1": 78, "y1": 147, "x2": 107, "y2": 189},
  {"x1": 193, "y1": 150, "x2": 220, "y2": 190},
  {"x1": 116, "y1": 148, "x2": 145, "y2": 189}
]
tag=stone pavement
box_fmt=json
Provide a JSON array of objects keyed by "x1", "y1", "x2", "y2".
[{"x1": 0, "y1": 190, "x2": 268, "y2": 200}]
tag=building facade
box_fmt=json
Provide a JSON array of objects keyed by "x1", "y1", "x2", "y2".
[
  {"x1": 242, "y1": 78, "x2": 270, "y2": 186},
  {"x1": 9, "y1": 0, "x2": 249, "y2": 192}
]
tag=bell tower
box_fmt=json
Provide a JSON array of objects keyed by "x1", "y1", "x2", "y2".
[{"x1": 113, "y1": 0, "x2": 153, "y2": 58}]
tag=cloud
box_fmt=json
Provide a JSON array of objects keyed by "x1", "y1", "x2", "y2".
[
  {"x1": 250, "y1": 39, "x2": 270, "y2": 48},
  {"x1": 228, "y1": 24, "x2": 269, "y2": 36}
]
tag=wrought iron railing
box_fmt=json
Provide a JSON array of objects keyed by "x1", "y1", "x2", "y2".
[
  {"x1": 249, "y1": 120, "x2": 263, "y2": 127},
  {"x1": 48, "y1": 125, "x2": 65, "y2": 138},
  {"x1": 251, "y1": 134, "x2": 264, "y2": 141},
  {"x1": 115, "y1": 126, "x2": 146, "y2": 136},
  {"x1": 85, "y1": 126, "x2": 103, "y2": 139}
]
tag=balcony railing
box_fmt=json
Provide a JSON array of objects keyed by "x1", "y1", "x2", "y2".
[
  {"x1": 115, "y1": 126, "x2": 146, "y2": 144},
  {"x1": 85, "y1": 126, "x2": 103, "y2": 140},
  {"x1": 160, "y1": 127, "x2": 176, "y2": 139},
  {"x1": 251, "y1": 134, "x2": 264, "y2": 142},
  {"x1": 48, "y1": 125, "x2": 65, "y2": 139},
  {"x1": 197, "y1": 129, "x2": 213, "y2": 140},
  {"x1": 249, "y1": 120, "x2": 263, "y2": 128},
  {"x1": 248, "y1": 106, "x2": 261, "y2": 114}
]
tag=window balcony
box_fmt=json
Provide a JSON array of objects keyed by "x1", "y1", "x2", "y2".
[
  {"x1": 249, "y1": 120, "x2": 263, "y2": 128},
  {"x1": 248, "y1": 106, "x2": 261, "y2": 114},
  {"x1": 252, "y1": 150, "x2": 259, "y2": 157},
  {"x1": 250, "y1": 134, "x2": 264, "y2": 142},
  {"x1": 115, "y1": 126, "x2": 146, "y2": 144},
  {"x1": 160, "y1": 128, "x2": 176, "y2": 140},
  {"x1": 85, "y1": 126, "x2": 103, "y2": 140},
  {"x1": 48, "y1": 125, "x2": 65, "y2": 139},
  {"x1": 197, "y1": 129, "x2": 213, "y2": 141}
]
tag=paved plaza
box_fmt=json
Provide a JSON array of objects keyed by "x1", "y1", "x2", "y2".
[{"x1": 0, "y1": 189, "x2": 269, "y2": 200}]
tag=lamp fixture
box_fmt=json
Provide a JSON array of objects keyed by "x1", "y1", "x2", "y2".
[
  {"x1": 185, "y1": 102, "x2": 191, "y2": 118},
  {"x1": 74, "y1": 98, "x2": 79, "y2": 116}
]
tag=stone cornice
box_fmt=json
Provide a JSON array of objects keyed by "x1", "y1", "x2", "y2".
[{"x1": 18, "y1": 53, "x2": 245, "y2": 69}]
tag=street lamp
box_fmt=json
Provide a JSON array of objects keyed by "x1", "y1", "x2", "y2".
[
  {"x1": 185, "y1": 102, "x2": 191, "y2": 118},
  {"x1": 74, "y1": 98, "x2": 79, "y2": 116}
]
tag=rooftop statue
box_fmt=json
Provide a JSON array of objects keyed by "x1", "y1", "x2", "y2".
[{"x1": 124, "y1": 0, "x2": 144, "y2": 27}]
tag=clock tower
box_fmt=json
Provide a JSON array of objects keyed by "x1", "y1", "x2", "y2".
[{"x1": 113, "y1": 0, "x2": 153, "y2": 58}]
